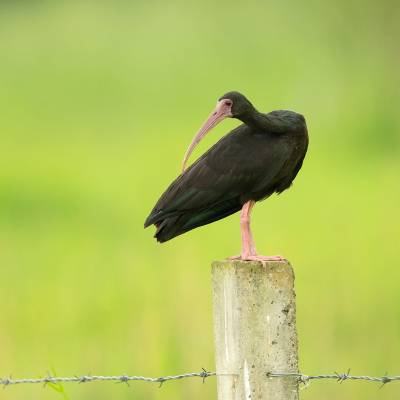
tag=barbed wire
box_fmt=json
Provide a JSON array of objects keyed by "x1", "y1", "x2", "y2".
[
  {"x1": 0, "y1": 369, "x2": 215, "y2": 388},
  {"x1": 267, "y1": 370, "x2": 400, "y2": 388},
  {"x1": 1, "y1": 369, "x2": 400, "y2": 388}
]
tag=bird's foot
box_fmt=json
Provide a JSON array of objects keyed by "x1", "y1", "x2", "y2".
[
  {"x1": 228, "y1": 254, "x2": 285, "y2": 262},
  {"x1": 246, "y1": 254, "x2": 286, "y2": 262}
]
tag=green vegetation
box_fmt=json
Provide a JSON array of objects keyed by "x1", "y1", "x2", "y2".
[{"x1": 0, "y1": 2, "x2": 399, "y2": 399}]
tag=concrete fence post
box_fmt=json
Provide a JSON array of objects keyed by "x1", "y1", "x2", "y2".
[{"x1": 211, "y1": 260, "x2": 299, "y2": 400}]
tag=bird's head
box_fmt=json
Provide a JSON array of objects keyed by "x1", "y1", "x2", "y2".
[
  {"x1": 182, "y1": 91, "x2": 254, "y2": 171},
  {"x1": 218, "y1": 91, "x2": 255, "y2": 118}
]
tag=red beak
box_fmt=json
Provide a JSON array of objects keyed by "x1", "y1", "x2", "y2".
[{"x1": 182, "y1": 100, "x2": 233, "y2": 171}]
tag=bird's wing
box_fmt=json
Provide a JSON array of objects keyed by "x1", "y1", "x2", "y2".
[
  {"x1": 144, "y1": 127, "x2": 292, "y2": 228},
  {"x1": 144, "y1": 156, "x2": 253, "y2": 227}
]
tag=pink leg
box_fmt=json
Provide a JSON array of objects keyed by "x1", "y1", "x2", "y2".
[{"x1": 229, "y1": 201, "x2": 284, "y2": 262}]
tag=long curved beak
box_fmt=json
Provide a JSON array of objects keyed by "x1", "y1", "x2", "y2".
[{"x1": 182, "y1": 100, "x2": 232, "y2": 172}]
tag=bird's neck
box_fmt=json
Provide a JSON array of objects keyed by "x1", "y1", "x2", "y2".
[{"x1": 238, "y1": 110, "x2": 271, "y2": 131}]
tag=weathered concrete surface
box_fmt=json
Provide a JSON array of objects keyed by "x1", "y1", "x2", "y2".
[{"x1": 212, "y1": 260, "x2": 298, "y2": 400}]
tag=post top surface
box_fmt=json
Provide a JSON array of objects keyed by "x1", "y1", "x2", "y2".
[
  {"x1": 212, "y1": 259, "x2": 294, "y2": 276},
  {"x1": 212, "y1": 259, "x2": 291, "y2": 266}
]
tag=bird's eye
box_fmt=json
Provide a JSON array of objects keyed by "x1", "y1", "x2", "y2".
[{"x1": 225, "y1": 100, "x2": 233, "y2": 107}]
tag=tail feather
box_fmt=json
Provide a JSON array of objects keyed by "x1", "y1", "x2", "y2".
[
  {"x1": 147, "y1": 198, "x2": 242, "y2": 243},
  {"x1": 154, "y1": 215, "x2": 183, "y2": 243}
]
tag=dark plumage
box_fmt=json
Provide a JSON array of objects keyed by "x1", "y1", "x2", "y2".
[{"x1": 144, "y1": 92, "x2": 308, "y2": 245}]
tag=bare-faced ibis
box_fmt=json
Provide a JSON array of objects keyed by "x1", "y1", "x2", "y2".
[{"x1": 144, "y1": 91, "x2": 308, "y2": 261}]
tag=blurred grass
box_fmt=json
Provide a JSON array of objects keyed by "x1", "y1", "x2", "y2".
[{"x1": 0, "y1": 1, "x2": 399, "y2": 399}]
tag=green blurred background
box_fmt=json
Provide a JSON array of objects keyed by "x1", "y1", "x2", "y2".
[{"x1": 0, "y1": 1, "x2": 399, "y2": 399}]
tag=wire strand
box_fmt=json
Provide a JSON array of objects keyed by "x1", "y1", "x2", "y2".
[{"x1": 1, "y1": 369, "x2": 400, "y2": 388}]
